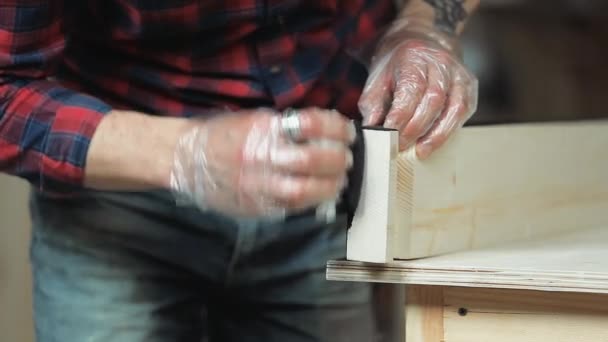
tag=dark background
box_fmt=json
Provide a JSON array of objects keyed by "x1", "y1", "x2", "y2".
[{"x1": 462, "y1": 0, "x2": 608, "y2": 125}]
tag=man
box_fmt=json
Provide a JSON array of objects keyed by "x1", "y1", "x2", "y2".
[{"x1": 0, "y1": 0, "x2": 478, "y2": 341}]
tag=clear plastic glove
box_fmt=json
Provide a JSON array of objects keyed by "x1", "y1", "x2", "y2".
[
  {"x1": 169, "y1": 108, "x2": 355, "y2": 219},
  {"x1": 358, "y1": 20, "x2": 478, "y2": 158}
]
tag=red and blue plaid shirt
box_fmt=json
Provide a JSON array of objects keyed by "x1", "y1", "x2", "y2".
[{"x1": 0, "y1": 0, "x2": 395, "y2": 192}]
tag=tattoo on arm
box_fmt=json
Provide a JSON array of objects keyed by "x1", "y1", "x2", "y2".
[{"x1": 423, "y1": 0, "x2": 468, "y2": 34}]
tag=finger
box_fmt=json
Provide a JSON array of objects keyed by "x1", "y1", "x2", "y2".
[
  {"x1": 398, "y1": 62, "x2": 450, "y2": 150},
  {"x1": 270, "y1": 144, "x2": 353, "y2": 177},
  {"x1": 269, "y1": 174, "x2": 345, "y2": 210},
  {"x1": 296, "y1": 108, "x2": 356, "y2": 144},
  {"x1": 415, "y1": 77, "x2": 477, "y2": 159},
  {"x1": 383, "y1": 61, "x2": 428, "y2": 135},
  {"x1": 358, "y1": 58, "x2": 393, "y2": 126}
]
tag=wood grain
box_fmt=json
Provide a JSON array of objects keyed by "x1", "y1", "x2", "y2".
[
  {"x1": 405, "y1": 286, "x2": 444, "y2": 342},
  {"x1": 346, "y1": 120, "x2": 608, "y2": 262},
  {"x1": 403, "y1": 120, "x2": 608, "y2": 259},
  {"x1": 443, "y1": 287, "x2": 608, "y2": 342}
]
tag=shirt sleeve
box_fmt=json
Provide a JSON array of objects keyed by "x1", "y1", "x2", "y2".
[{"x1": 0, "y1": 1, "x2": 112, "y2": 192}]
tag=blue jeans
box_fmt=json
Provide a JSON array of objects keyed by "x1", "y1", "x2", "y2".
[{"x1": 28, "y1": 189, "x2": 379, "y2": 341}]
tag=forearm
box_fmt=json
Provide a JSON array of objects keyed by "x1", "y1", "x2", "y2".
[
  {"x1": 84, "y1": 111, "x2": 191, "y2": 191},
  {"x1": 372, "y1": 0, "x2": 481, "y2": 58},
  {"x1": 0, "y1": 78, "x2": 189, "y2": 193},
  {"x1": 396, "y1": 0, "x2": 480, "y2": 36}
]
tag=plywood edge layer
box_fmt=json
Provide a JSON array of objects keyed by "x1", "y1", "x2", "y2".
[{"x1": 326, "y1": 269, "x2": 608, "y2": 294}]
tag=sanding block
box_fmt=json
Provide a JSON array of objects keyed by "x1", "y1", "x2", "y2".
[{"x1": 333, "y1": 124, "x2": 399, "y2": 232}]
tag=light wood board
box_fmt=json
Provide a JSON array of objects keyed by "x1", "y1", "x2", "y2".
[
  {"x1": 405, "y1": 286, "x2": 444, "y2": 342},
  {"x1": 404, "y1": 286, "x2": 608, "y2": 342},
  {"x1": 443, "y1": 287, "x2": 608, "y2": 342},
  {"x1": 331, "y1": 226, "x2": 608, "y2": 294},
  {"x1": 346, "y1": 120, "x2": 608, "y2": 262}
]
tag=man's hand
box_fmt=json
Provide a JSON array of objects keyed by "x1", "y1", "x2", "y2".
[
  {"x1": 359, "y1": 0, "x2": 479, "y2": 159},
  {"x1": 359, "y1": 37, "x2": 478, "y2": 158},
  {"x1": 169, "y1": 108, "x2": 355, "y2": 219},
  {"x1": 85, "y1": 108, "x2": 353, "y2": 219}
]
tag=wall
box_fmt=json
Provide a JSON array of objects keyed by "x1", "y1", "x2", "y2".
[{"x1": 0, "y1": 174, "x2": 34, "y2": 342}]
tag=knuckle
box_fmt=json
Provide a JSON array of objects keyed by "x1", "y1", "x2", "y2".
[
  {"x1": 384, "y1": 115, "x2": 403, "y2": 129},
  {"x1": 399, "y1": 136, "x2": 409, "y2": 150},
  {"x1": 391, "y1": 91, "x2": 413, "y2": 110},
  {"x1": 358, "y1": 99, "x2": 376, "y2": 115},
  {"x1": 429, "y1": 79, "x2": 443, "y2": 91},
  {"x1": 330, "y1": 112, "x2": 348, "y2": 130},
  {"x1": 358, "y1": 96, "x2": 371, "y2": 109},
  {"x1": 273, "y1": 177, "x2": 304, "y2": 207},
  {"x1": 403, "y1": 39, "x2": 425, "y2": 50},
  {"x1": 324, "y1": 149, "x2": 345, "y2": 173},
  {"x1": 434, "y1": 129, "x2": 451, "y2": 145},
  {"x1": 427, "y1": 87, "x2": 446, "y2": 101},
  {"x1": 405, "y1": 120, "x2": 422, "y2": 135},
  {"x1": 397, "y1": 68, "x2": 426, "y2": 85},
  {"x1": 287, "y1": 184, "x2": 306, "y2": 206},
  {"x1": 429, "y1": 101, "x2": 447, "y2": 117},
  {"x1": 453, "y1": 72, "x2": 466, "y2": 83},
  {"x1": 437, "y1": 52, "x2": 452, "y2": 66},
  {"x1": 330, "y1": 152, "x2": 347, "y2": 173},
  {"x1": 300, "y1": 114, "x2": 321, "y2": 137},
  {"x1": 298, "y1": 151, "x2": 313, "y2": 169},
  {"x1": 460, "y1": 103, "x2": 470, "y2": 118}
]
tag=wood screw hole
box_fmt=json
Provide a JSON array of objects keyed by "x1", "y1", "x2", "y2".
[{"x1": 458, "y1": 307, "x2": 468, "y2": 316}]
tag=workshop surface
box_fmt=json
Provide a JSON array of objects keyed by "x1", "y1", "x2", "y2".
[{"x1": 329, "y1": 227, "x2": 608, "y2": 341}]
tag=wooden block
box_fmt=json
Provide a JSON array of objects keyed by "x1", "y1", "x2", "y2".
[
  {"x1": 443, "y1": 287, "x2": 608, "y2": 342},
  {"x1": 346, "y1": 120, "x2": 608, "y2": 262},
  {"x1": 346, "y1": 128, "x2": 399, "y2": 263},
  {"x1": 329, "y1": 226, "x2": 608, "y2": 294},
  {"x1": 402, "y1": 286, "x2": 608, "y2": 342}
]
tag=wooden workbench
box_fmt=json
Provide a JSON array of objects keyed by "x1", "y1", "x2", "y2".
[{"x1": 327, "y1": 226, "x2": 608, "y2": 341}]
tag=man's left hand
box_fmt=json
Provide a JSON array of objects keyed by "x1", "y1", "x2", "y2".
[{"x1": 358, "y1": 33, "x2": 478, "y2": 159}]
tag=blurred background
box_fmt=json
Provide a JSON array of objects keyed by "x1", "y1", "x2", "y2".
[
  {"x1": 463, "y1": 0, "x2": 608, "y2": 125},
  {"x1": 2, "y1": 1, "x2": 608, "y2": 341}
]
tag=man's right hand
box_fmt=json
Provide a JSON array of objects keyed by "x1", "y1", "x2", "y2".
[
  {"x1": 169, "y1": 108, "x2": 355, "y2": 218},
  {"x1": 85, "y1": 108, "x2": 354, "y2": 219}
]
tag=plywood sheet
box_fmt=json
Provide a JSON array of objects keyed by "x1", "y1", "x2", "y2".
[{"x1": 330, "y1": 226, "x2": 608, "y2": 294}]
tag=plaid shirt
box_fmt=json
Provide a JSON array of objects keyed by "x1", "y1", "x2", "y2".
[{"x1": 0, "y1": 0, "x2": 395, "y2": 192}]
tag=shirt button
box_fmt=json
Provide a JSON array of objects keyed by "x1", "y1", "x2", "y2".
[{"x1": 269, "y1": 65, "x2": 283, "y2": 74}]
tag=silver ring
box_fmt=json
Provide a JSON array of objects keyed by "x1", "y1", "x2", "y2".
[{"x1": 281, "y1": 107, "x2": 302, "y2": 142}]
